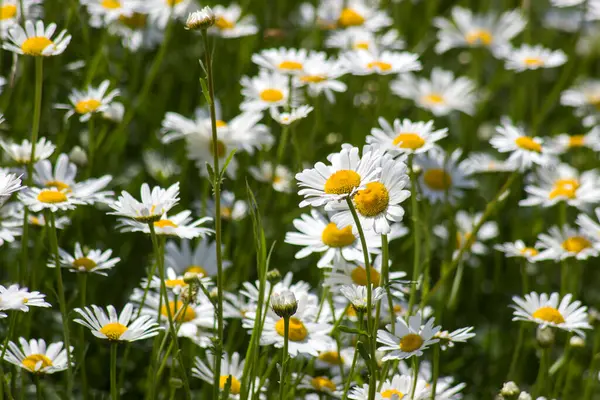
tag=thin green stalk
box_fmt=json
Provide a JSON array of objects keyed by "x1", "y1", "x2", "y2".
[
  {"x1": 448, "y1": 261, "x2": 464, "y2": 311},
  {"x1": 431, "y1": 344, "x2": 440, "y2": 400},
  {"x1": 407, "y1": 154, "x2": 421, "y2": 316},
  {"x1": 380, "y1": 234, "x2": 395, "y2": 333},
  {"x1": 110, "y1": 343, "x2": 118, "y2": 400},
  {"x1": 34, "y1": 375, "x2": 42, "y2": 400},
  {"x1": 534, "y1": 347, "x2": 551, "y2": 397},
  {"x1": 410, "y1": 356, "x2": 419, "y2": 399},
  {"x1": 507, "y1": 324, "x2": 526, "y2": 380},
  {"x1": 0, "y1": 313, "x2": 17, "y2": 400},
  {"x1": 583, "y1": 326, "x2": 600, "y2": 400},
  {"x1": 78, "y1": 274, "x2": 89, "y2": 399},
  {"x1": 342, "y1": 311, "x2": 363, "y2": 400},
  {"x1": 521, "y1": 259, "x2": 529, "y2": 294},
  {"x1": 278, "y1": 316, "x2": 290, "y2": 400},
  {"x1": 87, "y1": 117, "x2": 95, "y2": 176}
]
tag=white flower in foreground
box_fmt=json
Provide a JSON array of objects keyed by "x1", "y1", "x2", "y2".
[
  {"x1": 108, "y1": 182, "x2": 179, "y2": 223},
  {"x1": 295, "y1": 144, "x2": 382, "y2": 208},
  {"x1": 340, "y1": 284, "x2": 385, "y2": 312},
  {"x1": 349, "y1": 374, "x2": 430, "y2": 400},
  {"x1": 494, "y1": 240, "x2": 540, "y2": 263},
  {"x1": 19, "y1": 187, "x2": 85, "y2": 213},
  {"x1": 377, "y1": 312, "x2": 441, "y2": 361},
  {"x1": 490, "y1": 121, "x2": 554, "y2": 171},
  {"x1": 2, "y1": 338, "x2": 72, "y2": 374},
  {"x1": 270, "y1": 105, "x2": 313, "y2": 125},
  {"x1": 511, "y1": 292, "x2": 591, "y2": 337},
  {"x1": 0, "y1": 172, "x2": 23, "y2": 200},
  {"x1": 3, "y1": 20, "x2": 71, "y2": 56},
  {"x1": 534, "y1": 225, "x2": 599, "y2": 261},
  {"x1": 185, "y1": 6, "x2": 215, "y2": 30},
  {"x1": 55, "y1": 80, "x2": 120, "y2": 122},
  {"x1": 209, "y1": 4, "x2": 258, "y2": 38},
  {"x1": 271, "y1": 290, "x2": 298, "y2": 318},
  {"x1": 0, "y1": 137, "x2": 55, "y2": 164},
  {"x1": 192, "y1": 351, "x2": 260, "y2": 397},
  {"x1": 0, "y1": 284, "x2": 50, "y2": 312},
  {"x1": 73, "y1": 303, "x2": 162, "y2": 342},
  {"x1": 49, "y1": 242, "x2": 120, "y2": 276},
  {"x1": 249, "y1": 162, "x2": 293, "y2": 193},
  {"x1": 297, "y1": 52, "x2": 348, "y2": 103},
  {"x1": 503, "y1": 44, "x2": 567, "y2": 72},
  {"x1": 117, "y1": 210, "x2": 213, "y2": 239},
  {"x1": 240, "y1": 70, "x2": 300, "y2": 111},
  {"x1": 367, "y1": 118, "x2": 447, "y2": 156},
  {"x1": 434, "y1": 326, "x2": 476, "y2": 350},
  {"x1": 343, "y1": 49, "x2": 421, "y2": 76}
]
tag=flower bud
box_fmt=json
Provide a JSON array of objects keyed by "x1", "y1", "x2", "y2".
[
  {"x1": 570, "y1": 335, "x2": 585, "y2": 348},
  {"x1": 536, "y1": 326, "x2": 555, "y2": 348},
  {"x1": 69, "y1": 146, "x2": 87, "y2": 166},
  {"x1": 266, "y1": 269, "x2": 281, "y2": 283},
  {"x1": 517, "y1": 392, "x2": 532, "y2": 400},
  {"x1": 185, "y1": 7, "x2": 215, "y2": 30},
  {"x1": 183, "y1": 272, "x2": 201, "y2": 285},
  {"x1": 500, "y1": 381, "x2": 520, "y2": 397},
  {"x1": 270, "y1": 290, "x2": 297, "y2": 318}
]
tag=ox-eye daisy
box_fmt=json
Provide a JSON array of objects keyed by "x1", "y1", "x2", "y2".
[
  {"x1": 377, "y1": 312, "x2": 441, "y2": 361},
  {"x1": 147, "y1": 0, "x2": 193, "y2": 29},
  {"x1": 108, "y1": 182, "x2": 179, "y2": 223},
  {"x1": 548, "y1": 128, "x2": 600, "y2": 153},
  {"x1": 202, "y1": 191, "x2": 248, "y2": 221},
  {"x1": 367, "y1": 118, "x2": 447, "y2": 156},
  {"x1": 561, "y1": 79, "x2": 600, "y2": 127},
  {"x1": 109, "y1": 10, "x2": 164, "y2": 52},
  {"x1": 511, "y1": 292, "x2": 591, "y2": 337},
  {"x1": 269, "y1": 105, "x2": 313, "y2": 126},
  {"x1": 55, "y1": 80, "x2": 120, "y2": 122},
  {"x1": 192, "y1": 351, "x2": 262, "y2": 398},
  {"x1": 252, "y1": 47, "x2": 309, "y2": 75},
  {"x1": 0, "y1": 137, "x2": 55, "y2": 165},
  {"x1": 324, "y1": 0, "x2": 392, "y2": 31},
  {"x1": 209, "y1": 4, "x2": 258, "y2": 38},
  {"x1": 3, "y1": 20, "x2": 71, "y2": 56},
  {"x1": 118, "y1": 210, "x2": 213, "y2": 239},
  {"x1": 434, "y1": 326, "x2": 476, "y2": 350},
  {"x1": 298, "y1": 374, "x2": 343, "y2": 397},
  {"x1": 240, "y1": 70, "x2": 299, "y2": 111},
  {"x1": 577, "y1": 207, "x2": 600, "y2": 243},
  {"x1": 0, "y1": 284, "x2": 50, "y2": 312},
  {"x1": 464, "y1": 152, "x2": 515, "y2": 173},
  {"x1": 0, "y1": 172, "x2": 23, "y2": 200},
  {"x1": 519, "y1": 164, "x2": 600, "y2": 209},
  {"x1": 328, "y1": 156, "x2": 410, "y2": 234},
  {"x1": 490, "y1": 121, "x2": 554, "y2": 171},
  {"x1": 340, "y1": 284, "x2": 385, "y2": 311},
  {"x1": 50, "y1": 243, "x2": 120, "y2": 276},
  {"x1": 297, "y1": 53, "x2": 348, "y2": 103},
  {"x1": 343, "y1": 49, "x2": 421, "y2": 76},
  {"x1": 434, "y1": 7, "x2": 526, "y2": 55},
  {"x1": 494, "y1": 240, "x2": 540, "y2": 263},
  {"x1": 391, "y1": 68, "x2": 478, "y2": 116},
  {"x1": 248, "y1": 162, "x2": 293, "y2": 193},
  {"x1": 2, "y1": 338, "x2": 72, "y2": 375},
  {"x1": 503, "y1": 44, "x2": 567, "y2": 72},
  {"x1": 0, "y1": 1, "x2": 42, "y2": 38},
  {"x1": 325, "y1": 255, "x2": 407, "y2": 294},
  {"x1": 325, "y1": 27, "x2": 405, "y2": 52},
  {"x1": 535, "y1": 225, "x2": 599, "y2": 261},
  {"x1": 19, "y1": 187, "x2": 85, "y2": 213},
  {"x1": 285, "y1": 209, "x2": 381, "y2": 268},
  {"x1": 73, "y1": 303, "x2": 162, "y2": 342},
  {"x1": 165, "y1": 239, "x2": 230, "y2": 278},
  {"x1": 296, "y1": 144, "x2": 382, "y2": 208},
  {"x1": 349, "y1": 374, "x2": 430, "y2": 400},
  {"x1": 81, "y1": 0, "x2": 140, "y2": 28}
]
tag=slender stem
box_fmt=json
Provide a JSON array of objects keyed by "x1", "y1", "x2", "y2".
[
  {"x1": 521, "y1": 259, "x2": 529, "y2": 294},
  {"x1": 534, "y1": 347, "x2": 551, "y2": 397},
  {"x1": 342, "y1": 311, "x2": 363, "y2": 400},
  {"x1": 278, "y1": 316, "x2": 290, "y2": 400},
  {"x1": 431, "y1": 344, "x2": 440, "y2": 400},
  {"x1": 448, "y1": 261, "x2": 464, "y2": 310},
  {"x1": 507, "y1": 324, "x2": 526, "y2": 380},
  {"x1": 410, "y1": 356, "x2": 419, "y2": 399},
  {"x1": 35, "y1": 375, "x2": 42, "y2": 400},
  {"x1": 79, "y1": 274, "x2": 89, "y2": 399},
  {"x1": 0, "y1": 313, "x2": 17, "y2": 400},
  {"x1": 380, "y1": 234, "x2": 395, "y2": 333},
  {"x1": 87, "y1": 117, "x2": 95, "y2": 176},
  {"x1": 407, "y1": 155, "x2": 421, "y2": 317},
  {"x1": 110, "y1": 343, "x2": 118, "y2": 400},
  {"x1": 584, "y1": 326, "x2": 600, "y2": 400}
]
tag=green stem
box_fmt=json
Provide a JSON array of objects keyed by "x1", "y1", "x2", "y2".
[
  {"x1": 507, "y1": 324, "x2": 526, "y2": 380},
  {"x1": 534, "y1": 347, "x2": 551, "y2": 397},
  {"x1": 110, "y1": 343, "x2": 118, "y2": 400},
  {"x1": 410, "y1": 356, "x2": 419, "y2": 399},
  {"x1": 342, "y1": 311, "x2": 363, "y2": 400},
  {"x1": 34, "y1": 375, "x2": 42, "y2": 400},
  {"x1": 278, "y1": 316, "x2": 290, "y2": 400},
  {"x1": 380, "y1": 234, "x2": 394, "y2": 332},
  {"x1": 87, "y1": 117, "x2": 95, "y2": 177},
  {"x1": 0, "y1": 313, "x2": 17, "y2": 400},
  {"x1": 431, "y1": 344, "x2": 439, "y2": 400},
  {"x1": 79, "y1": 274, "x2": 89, "y2": 399},
  {"x1": 448, "y1": 261, "x2": 464, "y2": 311},
  {"x1": 583, "y1": 326, "x2": 600, "y2": 400},
  {"x1": 407, "y1": 154, "x2": 421, "y2": 316}
]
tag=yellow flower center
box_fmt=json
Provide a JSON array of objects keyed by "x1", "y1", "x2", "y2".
[
  {"x1": 456, "y1": 232, "x2": 473, "y2": 250},
  {"x1": 30, "y1": 216, "x2": 41, "y2": 225},
  {"x1": 161, "y1": 301, "x2": 197, "y2": 323},
  {"x1": 36, "y1": 190, "x2": 67, "y2": 204},
  {"x1": 215, "y1": 17, "x2": 235, "y2": 30},
  {"x1": 219, "y1": 375, "x2": 241, "y2": 394},
  {"x1": 393, "y1": 304, "x2": 403, "y2": 315},
  {"x1": 587, "y1": 94, "x2": 600, "y2": 109},
  {"x1": 562, "y1": 236, "x2": 591, "y2": 253},
  {"x1": 399, "y1": 333, "x2": 424, "y2": 352},
  {"x1": 45, "y1": 180, "x2": 70, "y2": 191},
  {"x1": 520, "y1": 247, "x2": 538, "y2": 257},
  {"x1": 423, "y1": 93, "x2": 444, "y2": 104},
  {"x1": 22, "y1": 354, "x2": 53, "y2": 372},
  {"x1": 532, "y1": 306, "x2": 565, "y2": 324},
  {"x1": 99, "y1": 322, "x2": 128, "y2": 341},
  {"x1": 367, "y1": 61, "x2": 392, "y2": 71},
  {"x1": 0, "y1": 4, "x2": 17, "y2": 20},
  {"x1": 354, "y1": 182, "x2": 389, "y2": 217},
  {"x1": 549, "y1": 178, "x2": 579, "y2": 200},
  {"x1": 568, "y1": 135, "x2": 585, "y2": 147},
  {"x1": 73, "y1": 257, "x2": 97, "y2": 271},
  {"x1": 119, "y1": 13, "x2": 147, "y2": 29},
  {"x1": 165, "y1": 279, "x2": 186, "y2": 288},
  {"x1": 186, "y1": 265, "x2": 208, "y2": 276},
  {"x1": 465, "y1": 29, "x2": 493, "y2": 45},
  {"x1": 515, "y1": 136, "x2": 542, "y2": 153},
  {"x1": 278, "y1": 61, "x2": 303, "y2": 70},
  {"x1": 300, "y1": 75, "x2": 326, "y2": 83},
  {"x1": 210, "y1": 139, "x2": 227, "y2": 158},
  {"x1": 154, "y1": 219, "x2": 178, "y2": 228},
  {"x1": 215, "y1": 120, "x2": 227, "y2": 128},
  {"x1": 324, "y1": 170, "x2": 361, "y2": 195},
  {"x1": 392, "y1": 133, "x2": 425, "y2": 150},
  {"x1": 166, "y1": 0, "x2": 182, "y2": 5},
  {"x1": 423, "y1": 168, "x2": 452, "y2": 191},
  {"x1": 101, "y1": 0, "x2": 120, "y2": 9},
  {"x1": 524, "y1": 57, "x2": 544, "y2": 67},
  {"x1": 275, "y1": 317, "x2": 308, "y2": 341},
  {"x1": 317, "y1": 351, "x2": 344, "y2": 365},
  {"x1": 354, "y1": 41, "x2": 370, "y2": 50},
  {"x1": 21, "y1": 37, "x2": 54, "y2": 56},
  {"x1": 259, "y1": 88, "x2": 284, "y2": 103},
  {"x1": 311, "y1": 376, "x2": 336, "y2": 392},
  {"x1": 75, "y1": 99, "x2": 102, "y2": 114},
  {"x1": 381, "y1": 389, "x2": 405, "y2": 399},
  {"x1": 321, "y1": 223, "x2": 355, "y2": 248},
  {"x1": 351, "y1": 266, "x2": 381, "y2": 287},
  {"x1": 338, "y1": 8, "x2": 365, "y2": 27}
]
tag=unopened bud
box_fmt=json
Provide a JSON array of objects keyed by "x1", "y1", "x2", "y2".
[
  {"x1": 209, "y1": 288, "x2": 219, "y2": 302},
  {"x1": 536, "y1": 326, "x2": 555, "y2": 348},
  {"x1": 517, "y1": 392, "x2": 532, "y2": 400},
  {"x1": 185, "y1": 7, "x2": 215, "y2": 30},
  {"x1": 266, "y1": 269, "x2": 281, "y2": 283},
  {"x1": 271, "y1": 290, "x2": 297, "y2": 318},
  {"x1": 69, "y1": 146, "x2": 87, "y2": 166},
  {"x1": 500, "y1": 381, "x2": 520, "y2": 397},
  {"x1": 570, "y1": 336, "x2": 585, "y2": 348},
  {"x1": 183, "y1": 272, "x2": 201, "y2": 284},
  {"x1": 169, "y1": 377, "x2": 183, "y2": 389}
]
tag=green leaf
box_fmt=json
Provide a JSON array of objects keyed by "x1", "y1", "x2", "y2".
[
  {"x1": 220, "y1": 149, "x2": 237, "y2": 180},
  {"x1": 199, "y1": 77, "x2": 212, "y2": 105},
  {"x1": 357, "y1": 341, "x2": 372, "y2": 371},
  {"x1": 337, "y1": 325, "x2": 368, "y2": 336},
  {"x1": 206, "y1": 162, "x2": 216, "y2": 186}
]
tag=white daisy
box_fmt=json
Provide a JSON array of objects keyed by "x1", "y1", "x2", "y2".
[
  {"x1": 142, "y1": 150, "x2": 181, "y2": 181},
  {"x1": 108, "y1": 10, "x2": 164, "y2": 52},
  {"x1": 325, "y1": 27, "x2": 405, "y2": 52},
  {"x1": 561, "y1": 79, "x2": 600, "y2": 127},
  {"x1": 240, "y1": 272, "x2": 312, "y2": 307},
  {"x1": 240, "y1": 70, "x2": 300, "y2": 111},
  {"x1": 434, "y1": 326, "x2": 476, "y2": 350},
  {"x1": 81, "y1": 0, "x2": 141, "y2": 28},
  {"x1": 315, "y1": 343, "x2": 355, "y2": 371},
  {"x1": 490, "y1": 121, "x2": 554, "y2": 171},
  {"x1": 0, "y1": 172, "x2": 23, "y2": 200},
  {"x1": 184, "y1": 6, "x2": 215, "y2": 30},
  {"x1": 534, "y1": 225, "x2": 599, "y2": 261},
  {"x1": 0, "y1": 284, "x2": 50, "y2": 312},
  {"x1": 349, "y1": 374, "x2": 430, "y2": 400},
  {"x1": 192, "y1": 351, "x2": 260, "y2": 398},
  {"x1": 577, "y1": 207, "x2": 600, "y2": 244},
  {"x1": 463, "y1": 152, "x2": 516, "y2": 173},
  {"x1": 548, "y1": 128, "x2": 600, "y2": 154},
  {"x1": 269, "y1": 105, "x2": 313, "y2": 126},
  {"x1": 377, "y1": 312, "x2": 441, "y2": 361},
  {"x1": 343, "y1": 49, "x2": 421, "y2": 76},
  {"x1": 416, "y1": 148, "x2": 476, "y2": 204},
  {"x1": 434, "y1": 7, "x2": 526, "y2": 55},
  {"x1": 49, "y1": 242, "x2": 120, "y2": 276},
  {"x1": 117, "y1": 210, "x2": 213, "y2": 239},
  {"x1": 322, "y1": 0, "x2": 392, "y2": 31},
  {"x1": 367, "y1": 117, "x2": 447, "y2": 156},
  {"x1": 340, "y1": 284, "x2": 385, "y2": 311},
  {"x1": 494, "y1": 240, "x2": 540, "y2": 263},
  {"x1": 0, "y1": 1, "x2": 42, "y2": 38},
  {"x1": 252, "y1": 47, "x2": 310, "y2": 75},
  {"x1": 147, "y1": 0, "x2": 193, "y2": 29},
  {"x1": 209, "y1": 3, "x2": 258, "y2": 38},
  {"x1": 295, "y1": 144, "x2": 382, "y2": 208},
  {"x1": 298, "y1": 374, "x2": 343, "y2": 397},
  {"x1": 511, "y1": 292, "x2": 592, "y2": 337},
  {"x1": 55, "y1": 80, "x2": 120, "y2": 122},
  {"x1": 248, "y1": 162, "x2": 293, "y2": 193},
  {"x1": 0, "y1": 205, "x2": 22, "y2": 246},
  {"x1": 2, "y1": 338, "x2": 72, "y2": 375},
  {"x1": 391, "y1": 68, "x2": 478, "y2": 116},
  {"x1": 143, "y1": 267, "x2": 212, "y2": 296},
  {"x1": 73, "y1": 303, "x2": 162, "y2": 342},
  {"x1": 19, "y1": 187, "x2": 85, "y2": 213},
  {"x1": 201, "y1": 191, "x2": 248, "y2": 221},
  {"x1": 297, "y1": 53, "x2": 348, "y2": 103},
  {"x1": 165, "y1": 239, "x2": 230, "y2": 278},
  {"x1": 503, "y1": 44, "x2": 567, "y2": 72},
  {"x1": 284, "y1": 209, "x2": 381, "y2": 268},
  {"x1": 0, "y1": 137, "x2": 55, "y2": 165},
  {"x1": 3, "y1": 20, "x2": 71, "y2": 56},
  {"x1": 108, "y1": 182, "x2": 180, "y2": 223}
]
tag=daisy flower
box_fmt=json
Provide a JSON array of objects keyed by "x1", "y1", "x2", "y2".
[
  {"x1": 548, "y1": 128, "x2": 600, "y2": 153},
  {"x1": 298, "y1": 374, "x2": 343, "y2": 397},
  {"x1": 534, "y1": 225, "x2": 599, "y2": 261},
  {"x1": 0, "y1": 1, "x2": 42, "y2": 38},
  {"x1": 2, "y1": 338, "x2": 72, "y2": 375},
  {"x1": 27, "y1": 212, "x2": 70, "y2": 229},
  {"x1": 377, "y1": 312, "x2": 441, "y2": 361},
  {"x1": 416, "y1": 148, "x2": 476, "y2": 204},
  {"x1": 325, "y1": 27, "x2": 405, "y2": 52},
  {"x1": 143, "y1": 267, "x2": 212, "y2": 297},
  {"x1": 328, "y1": 156, "x2": 410, "y2": 234},
  {"x1": 284, "y1": 209, "x2": 381, "y2": 268},
  {"x1": 434, "y1": 326, "x2": 476, "y2": 350},
  {"x1": 503, "y1": 44, "x2": 567, "y2": 72},
  {"x1": 324, "y1": 0, "x2": 392, "y2": 31},
  {"x1": 0, "y1": 206, "x2": 22, "y2": 246},
  {"x1": 434, "y1": 7, "x2": 526, "y2": 55},
  {"x1": 240, "y1": 272, "x2": 312, "y2": 306},
  {"x1": 0, "y1": 172, "x2": 23, "y2": 200},
  {"x1": 269, "y1": 105, "x2": 313, "y2": 125},
  {"x1": 252, "y1": 47, "x2": 310, "y2": 75},
  {"x1": 248, "y1": 162, "x2": 293, "y2": 193},
  {"x1": 117, "y1": 210, "x2": 213, "y2": 239},
  {"x1": 511, "y1": 292, "x2": 591, "y2": 337},
  {"x1": 490, "y1": 121, "x2": 554, "y2": 171},
  {"x1": 165, "y1": 239, "x2": 230, "y2": 278},
  {"x1": 463, "y1": 152, "x2": 516, "y2": 173},
  {"x1": 192, "y1": 351, "x2": 261, "y2": 398},
  {"x1": 81, "y1": 0, "x2": 141, "y2": 28},
  {"x1": 3, "y1": 20, "x2": 71, "y2": 56},
  {"x1": 315, "y1": 342, "x2": 355, "y2": 371},
  {"x1": 494, "y1": 240, "x2": 540, "y2": 263},
  {"x1": 109, "y1": 10, "x2": 163, "y2": 52},
  {"x1": 0, "y1": 284, "x2": 50, "y2": 312},
  {"x1": 367, "y1": 118, "x2": 448, "y2": 156},
  {"x1": 391, "y1": 68, "x2": 478, "y2": 116},
  {"x1": 343, "y1": 49, "x2": 421, "y2": 76},
  {"x1": 147, "y1": 0, "x2": 193, "y2": 29},
  {"x1": 55, "y1": 80, "x2": 120, "y2": 122},
  {"x1": 209, "y1": 3, "x2": 258, "y2": 38},
  {"x1": 19, "y1": 187, "x2": 85, "y2": 213},
  {"x1": 142, "y1": 150, "x2": 181, "y2": 181},
  {"x1": 340, "y1": 284, "x2": 385, "y2": 311},
  {"x1": 349, "y1": 374, "x2": 430, "y2": 400},
  {"x1": 519, "y1": 164, "x2": 600, "y2": 209},
  {"x1": 73, "y1": 303, "x2": 162, "y2": 342},
  {"x1": 240, "y1": 70, "x2": 300, "y2": 111},
  {"x1": 108, "y1": 182, "x2": 180, "y2": 223},
  {"x1": 561, "y1": 79, "x2": 600, "y2": 127},
  {"x1": 297, "y1": 53, "x2": 348, "y2": 103},
  {"x1": 295, "y1": 144, "x2": 382, "y2": 208},
  {"x1": 49, "y1": 242, "x2": 120, "y2": 276},
  {"x1": 577, "y1": 207, "x2": 600, "y2": 242},
  {"x1": 243, "y1": 291, "x2": 334, "y2": 357},
  {"x1": 325, "y1": 255, "x2": 407, "y2": 294},
  {"x1": 0, "y1": 137, "x2": 55, "y2": 165}
]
